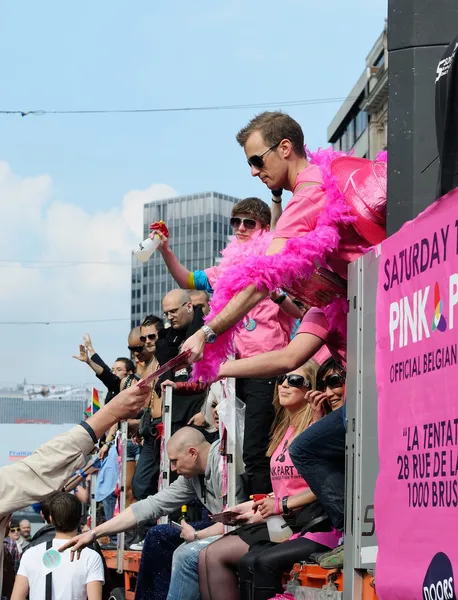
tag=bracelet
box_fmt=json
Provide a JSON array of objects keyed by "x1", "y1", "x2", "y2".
[
  {"x1": 78, "y1": 469, "x2": 88, "y2": 479},
  {"x1": 275, "y1": 496, "x2": 282, "y2": 515},
  {"x1": 271, "y1": 197, "x2": 282, "y2": 204},
  {"x1": 272, "y1": 292, "x2": 287, "y2": 305},
  {"x1": 282, "y1": 496, "x2": 292, "y2": 515}
]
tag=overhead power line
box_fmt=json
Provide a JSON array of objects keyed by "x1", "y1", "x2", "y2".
[
  {"x1": 0, "y1": 318, "x2": 130, "y2": 325},
  {"x1": 0, "y1": 96, "x2": 357, "y2": 118}
]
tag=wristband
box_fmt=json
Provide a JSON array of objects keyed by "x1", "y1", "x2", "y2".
[
  {"x1": 271, "y1": 197, "x2": 282, "y2": 204},
  {"x1": 78, "y1": 469, "x2": 88, "y2": 479},
  {"x1": 275, "y1": 496, "x2": 281, "y2": 515},
  {"x1": 282, "y1": 496, "x2": 292, "y2": 515},
  {"x1": 272, "y1": 292, "x2": 287, "y2": 305}
]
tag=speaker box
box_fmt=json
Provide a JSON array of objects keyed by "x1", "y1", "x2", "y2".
[{"x1": 387, "y1": 0, "x2": 458, "y2": 235}]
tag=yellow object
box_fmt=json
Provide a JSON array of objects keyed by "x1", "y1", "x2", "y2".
[{"x1": 187, "y1": 272, "x2": 196, "y2": 289}]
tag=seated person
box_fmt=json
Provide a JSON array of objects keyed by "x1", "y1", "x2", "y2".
[
  {"x1": 218, "y1": 307, "x2": 347, "y2": 566},
  {"x1": 231, "y1": 359, "x2": 346, "y2": 600},
  {"x1": 59, "y1": 428, "x2": 237, "y2": 600},
  {"x1": 198, "y1": 361, "x2": 338, "y2": 600}
]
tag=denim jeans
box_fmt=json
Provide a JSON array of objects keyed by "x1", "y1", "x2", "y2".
[
  {"x1": 166, "y1": 536, "x2": 221, "y2": 600},
  {"x1": 102, "y1": 492, "x2": 117, "y2": 521},
  {"x1": 289, "y1": 406, "x2": 346, "y2": 531}
]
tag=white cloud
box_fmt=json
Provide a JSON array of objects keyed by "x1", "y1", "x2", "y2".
[
  {"x1": 0, "y1": 162, "x2": 176, "y2": 384},
  {"x1": 122, "y1": 184, "x2": 176, "y2": 240}
]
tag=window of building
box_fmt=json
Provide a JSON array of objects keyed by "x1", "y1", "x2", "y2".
[
  {"x1": 136, "y1": 304, "x2": 141, "y2": 314},
  {"x1": 143, "y1": 284, "x2": 147, "y2": 295},
  {"x1": 355, "y1": 111, "x2": 368, "y2": 140},
  {"x1": 143, "y1": 302, "x2": 147, "y2": 313},
  {"x1": 131, "y1": 290, "x2": 135, "y2": 299},
  {"x1": 374, "y1": 51, "x2": 385, "y2": 69}
]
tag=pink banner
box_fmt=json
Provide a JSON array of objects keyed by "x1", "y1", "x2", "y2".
[{"x1": 375, "y1": 188, "x2": 458, "y2": 600}]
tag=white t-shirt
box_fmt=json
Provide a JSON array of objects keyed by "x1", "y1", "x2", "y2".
[{"x1": 18, "y1": 538, "x2": 104, "y2": 600}]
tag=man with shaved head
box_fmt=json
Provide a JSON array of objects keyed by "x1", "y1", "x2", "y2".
[
  {"x1": 59, "y1": 427, "x2": 228, "y2": 600},
  {"x1": 155, "y1": 289, "x2": 207, "y2": 433}
]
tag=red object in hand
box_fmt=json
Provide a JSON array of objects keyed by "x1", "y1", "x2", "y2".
[
  {"x1": 252, "y1": 494, "x2": 268, "y2": 502},
  {"x1": 149, "y1": 220, "x2": 169, "y2": 238}
]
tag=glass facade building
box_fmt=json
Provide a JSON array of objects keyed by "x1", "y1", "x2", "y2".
[{"x1": 131, "y1": 191, "x2": 239, "y2": 327}]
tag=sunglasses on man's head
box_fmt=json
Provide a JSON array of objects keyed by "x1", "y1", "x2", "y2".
[
  {"x1": 128, "y1": 345, "x2": 144, "y2": 353},
  {"x1": 140, "y1": 333, "x2": 157, "y2": 343},
  {"x1": 276, "y1": 374, "x2": 311, "y2": 389},
  {"x1": 230, "y1": 217, "x2": 258, "y2": 230},
  {"x1": 247, "y1": 142, "x2": 280, "y2": 169},
  {"x1": 317, "y1": 373, "x2": 346, "y2": 392}
]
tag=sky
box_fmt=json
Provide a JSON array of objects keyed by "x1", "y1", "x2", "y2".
[{"x1": 0, "y1": 0, "x2": 387, "y2": 385}]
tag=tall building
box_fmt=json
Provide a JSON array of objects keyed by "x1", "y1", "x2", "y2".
[
  {"x1": 131, "y1": 191, "x2": 239, "y2": 326},
  {"x1": 327, "y1": 26, "x2": 388, "y2": 159}
]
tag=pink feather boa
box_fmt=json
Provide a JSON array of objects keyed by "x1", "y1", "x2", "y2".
[{"x1": 192, "y1": 147, "x2": 355, "y2": 383}]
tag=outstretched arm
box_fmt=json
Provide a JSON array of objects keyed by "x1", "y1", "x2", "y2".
[
  {"x1": 156, "y1": 233, "x2": 191, "y2": 288},
  {"x1": 72, "y1": 345, "x2": 104, "y2": 377},
  {"x1": 218, "y1": 332, "x2": 324, "y2": 380},
  {"x1": 0, "y1": 385, "x2": 148, "y2": 518},
  {"x1": 182, "y1": 237, "x2": 288, "y2": 362},
  {"x1": 59, "y1": 507, "x2": 138, "y2": 559}
]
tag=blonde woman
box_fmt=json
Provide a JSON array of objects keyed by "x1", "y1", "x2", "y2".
[{"x1": 198, "y1": 360, "x2": 338, "y2": 600}]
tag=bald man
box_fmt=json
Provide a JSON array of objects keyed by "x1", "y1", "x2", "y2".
[
  {"x1": 188, "y1": 289, "x2": 210, "y2": 316},
  {"x1": 155, "y1": 290, "x2": 207, "y2": 433},
  {"x1": 60, "y1": 427, "x2": 226, "y2": 553}
]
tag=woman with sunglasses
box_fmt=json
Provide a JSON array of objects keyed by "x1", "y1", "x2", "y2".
[
  {"x1": 151, "y1": 197, "x2": 301, "y2": 500},
  {"x1": 217, "y1": 304, "x2": 348, "y2": 561},
  {"x1": 198, "y1": 361, "x2": 339, "y2": 600}
]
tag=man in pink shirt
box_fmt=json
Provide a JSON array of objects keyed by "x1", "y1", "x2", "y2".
[{"x1": 182, "y1": 111, "x2": 381, "y2": 362}]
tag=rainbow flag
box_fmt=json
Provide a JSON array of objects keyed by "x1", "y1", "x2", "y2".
[
  {"x1": 92, "y1": 388, "x2": 100, "y2": 414},
  {"x1": 84, "y1": 404, "x2": 92, "y2": 419}
]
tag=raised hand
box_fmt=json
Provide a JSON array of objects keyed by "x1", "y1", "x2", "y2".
[{"x1": 72, "y1": 345, "x2": 89, "y2": 364}]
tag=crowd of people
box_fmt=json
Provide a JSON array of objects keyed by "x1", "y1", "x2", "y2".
[{"x1": 0, "y1": 111, "x2": 386, "y2": 600}]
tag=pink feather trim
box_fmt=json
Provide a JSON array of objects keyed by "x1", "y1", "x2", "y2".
[{"x1": 192, "y1": 147, "x2": 354, "y2": 383}]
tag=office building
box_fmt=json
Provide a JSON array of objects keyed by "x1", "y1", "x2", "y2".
[
  {"x1": 327, "y1": 26, "x2": 388, "y2": 158},
  {"x1": 131, "y1": 191, "x2": 239, "y2": 326}
]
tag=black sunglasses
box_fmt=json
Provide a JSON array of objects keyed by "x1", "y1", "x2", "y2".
[
  {"x1": 230, "y1": 217, "x2": 258, "y2": 230},
  {"x1": 277, "y1": 374, "x2": 311, "y2": 389},
  {"x1": 317, "y1": 373, "x2": 346, "y2": 391},
  {"x1": 247, "y1": 142, "x2": 280, "y2": 169},
  {"x1": 140, "y1": 333, "x2": 157, "y2": 343},
  {"x1": 128, "y1": 345, "x2": 144, "y2": 353}
]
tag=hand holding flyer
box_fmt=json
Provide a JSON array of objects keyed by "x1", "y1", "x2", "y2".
[{"x1": 138, "y1": 350, "x2": 192, "y2": 388}]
